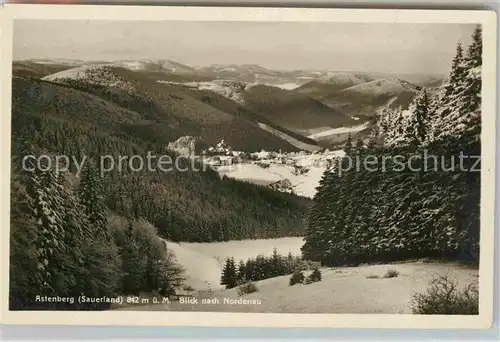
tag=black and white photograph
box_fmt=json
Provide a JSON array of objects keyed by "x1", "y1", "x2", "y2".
[{"x1": 1, "y1": 5, "x2": 497, "y2": 329}]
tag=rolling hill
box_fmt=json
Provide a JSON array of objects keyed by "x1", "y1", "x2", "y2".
[
  {"x1": 195, "y1": 64, "x2": 326, "y2": 89},
  {"x1": 322, "y1": 77, "x2": 420, "y2": 118},
  {"x1": 24, "y1": 60, "x2": 427, "y2": 150},
  {"x1": 38, "y1": 65, "x2": 316, "y2": 152},
  {"x1": 295, "y1": 72, "x2": 374, "y2": 98},
  {"x1": 114, "y1": 59, "x2": 199, "y2": 74},
  {"x1": 243, "y1": 84, "x2": 358, "y2": 135}
]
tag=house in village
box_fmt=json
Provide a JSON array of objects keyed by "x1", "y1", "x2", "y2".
[{"x1": 205, "y1": 155, "x2": 240, "y2": 166}]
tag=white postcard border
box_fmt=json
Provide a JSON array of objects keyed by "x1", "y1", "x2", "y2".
[{"x1": 0, "y1": 4, "x2": 497, "y2": 329}]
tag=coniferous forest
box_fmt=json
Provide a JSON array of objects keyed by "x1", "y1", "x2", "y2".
[
  {"x1": 302, "y1": 26, "x2": 482, "y2": 267},
  {"x1": 9, "y1": 81, "x2": 310, "y2": 308},
  {"x1": 9, "y1": 59, "x2": 310, "y2": 310}
]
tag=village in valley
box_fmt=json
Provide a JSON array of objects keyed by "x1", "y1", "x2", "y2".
[{"x1": 167, "y1": 136, "x2": 345, "y2": 197}]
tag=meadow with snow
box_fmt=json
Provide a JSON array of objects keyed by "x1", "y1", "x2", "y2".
[
  {"x1": 124, "y1": 260, "x2": 478, "y2": 314},
  {"x1": 165, "y1": 237, "x2": 305, "y2": 291}
]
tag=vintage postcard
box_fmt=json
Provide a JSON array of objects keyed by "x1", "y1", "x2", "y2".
[{"x1": 0, "y1": 4, "x2": 497, "y2": 329}]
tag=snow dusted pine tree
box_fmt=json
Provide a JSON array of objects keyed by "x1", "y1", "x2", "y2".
[
  {"x1": 220, "y1": 257, "x2": 238, "y2": 289},
  {"x1": 431, "y1": 38, "x2": 478, "y2": 142},
  {"x1": 9, "y1": 138, "x2": 46, "y2": 302},
  {"x1": 412, "y1": 90, "x2": 431, "y2": 145},
  {"x1": 33, "y1": 167, "x2": 67, "y2": 292},
  {"x1": 376, "y1": 106, "x2": 405, "y2": 146},
  {"x1": 78, "y1": 162, "x2": 109, "y2": 239},
  {"x1": 302, "y1": 134, "x2": 358, "y2": 265},
  {"x1": 458, "y1": 25, "x2": 482, "y2": 144},
  {"x1": 444, "y1": 43, "x2": 466, "y2": 98}
]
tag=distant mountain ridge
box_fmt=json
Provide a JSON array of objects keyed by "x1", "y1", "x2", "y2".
[
  {"x1": 36, "y1": 64, "x2": 322, "y2": 152},
  {"x1": 17, "y1": 58, "x2": 444, "y2": 85},
  {"x1": 14, "y1": 59, "x2": 435, "y2": 149}
]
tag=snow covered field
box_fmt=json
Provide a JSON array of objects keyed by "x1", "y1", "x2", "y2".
[
  {"x1": 165, "y1": 237, "x2": 304, "y2": 291},
  {"x1": 123, "y1": 261, "x2": 478, "y2": 314},
  {"x1": 217, "y1": 163, "x2": 324, "y2": 198}
]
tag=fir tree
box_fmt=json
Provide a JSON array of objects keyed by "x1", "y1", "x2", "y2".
[
  {"x1": 220, "y1": 257, "x2": 238, "y2": 289},
  {"x1": 120, "y1": 222, "x2": 144, "y2": 294},
  {"x1": 467, "y1": 25, "x2": 482, "y2": 69},
  {"x1": 444, "y1": 42, "x2": 466, "y2": 98},
  {"x1": 237, "y1": 260, "x2": 246, "y2": 283},
  {"x1": 308, "y1": 267, "x2": 322, "y2": 283},
  {"x1": 413, "y1": 89, "x2": 431, "y2": 145},
  {"x1": 32, "y1": 168, "x2": 67, "y2": 292}
]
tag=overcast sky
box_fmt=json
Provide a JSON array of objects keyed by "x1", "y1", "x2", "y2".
[{"x1": 14, "y1": 20, "x2": 475, "y2": 75}]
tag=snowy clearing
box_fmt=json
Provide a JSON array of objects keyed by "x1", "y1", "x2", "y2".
[
  {"x1": 256, "y1": 123, "x2": 322, "y2": 152},
  {"x1": 122, "y1": 261, "x2": 478, "y2": 314},
  {"x1": 217, "y1": 163, "x2": 325, "y2": 198},
  {"x1": 268, "y1": 83, "x2": 301, "y2": 90},
  {"x1": 165, "y1": 237, "x2": 304, "y2": 291},
  {"x1": 307, "y1": 122, "x2": 370, "y2": 139}
]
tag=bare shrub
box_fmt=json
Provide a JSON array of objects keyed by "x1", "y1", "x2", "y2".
[
  {"x1": 237, "y1": 282, "x2": 258, "y2": 296},
  {"x1": 411, "y1": 274, "x2": 479, "y2": 315},
  {"x1": 182, "y1": 285, "x2": 195, "y2": 291},
  {"x1": 383, "y1": 269, "x2": 400, "y2": 278}
]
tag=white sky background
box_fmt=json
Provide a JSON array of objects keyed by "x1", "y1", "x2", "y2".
[{"x1": 14, "y1": 20, "x2": 476, "y2": 75}]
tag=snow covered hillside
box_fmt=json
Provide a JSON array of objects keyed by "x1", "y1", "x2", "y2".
[
  {"x1": 123, "y1": 261, "x2": 478, "y2": 314},
  {"x1": 317, "y1": 71, "x2": 373, "y2": 86},
  {"x1": 42, "y1": 65, "x2": 137, "y2": 94},
  {"x1": 42, "y1": 64, "x2": 109, "y2": 81},
  {"x1": 270, "y1": 83, "x2": 301, "y2": 90},
  {"x1": 165, "y1": 237, "x2": 304, "y2": 291},
  {"x1": 342, "y1": 77, "x2": 419, "y2": 96},
  {"x1": 158, "y1": 79, "x2": 248, "y2": 104},
  {"x1": 113, "y1": 59, "x2": 197, "y2": 73},
  {"x1": 157, "y1": 79, "x2": 302, "y2": 104}
]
